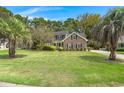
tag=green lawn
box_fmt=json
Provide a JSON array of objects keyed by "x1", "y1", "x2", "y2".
[
  {"x1": 117, "y1": 51, "x2": 124, "y2": 54},
  {"x1": 116, "y1": 48, "x2": 124, "y2": 54},
  {"x1": 0, "y1": 50, "x2": 124, "y2": 86}
]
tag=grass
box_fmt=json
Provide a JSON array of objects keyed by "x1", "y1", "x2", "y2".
[
  {"x1": 116, "y1": 48, "x2": 124, "y2": 54},
  {"x1": 117, "y1": 51, "x2": 124, "y2": 54},
  {"x1": 0, "y1": 50, "x2": 124, "y2": 86}
]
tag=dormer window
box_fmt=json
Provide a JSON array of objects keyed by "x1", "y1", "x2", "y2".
[
  {"x1": 62, "y1": 35, "x2": 65, "y2": 39},
  {"x1": 55, "y1": 35, "x2": 58, "y2": 40},
  {"x1": 71, "y1": 34, "x2": 77, "y2": 40}
]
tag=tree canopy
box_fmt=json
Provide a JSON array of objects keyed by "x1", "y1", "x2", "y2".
[
  {"x1": 78, "y1": 13, "x2": 101, "y2": 39},
  {"x1": 0, "y1": 7, "x2": 31, "y2": 57}
]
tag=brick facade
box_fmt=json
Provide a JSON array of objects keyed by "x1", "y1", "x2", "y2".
[{"x1": 63, "y1": 35, "x2": 87, "y2": 50}]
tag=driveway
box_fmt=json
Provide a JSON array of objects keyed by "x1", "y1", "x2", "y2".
[
  {"x1": 0, "y1": 82, "x2": 32, "y2": 87},
  {"x1": 91, "y1": 50, "x2": 124, "y2": 60}
]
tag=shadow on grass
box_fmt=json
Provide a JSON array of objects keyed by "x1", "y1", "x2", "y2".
[
  {"x1": 79, "y1": 55, "x2": 105, "y2": 61},
  {"x1": 79, "y1": 55, "x2": 124, "y2": 64},
  {"x1": 0, "y1": 54, "x2": 27, "y2": 59}
]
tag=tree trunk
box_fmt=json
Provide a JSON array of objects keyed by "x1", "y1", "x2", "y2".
[
  {"x1": 109, "y1": 48, "x2": 116, "y2": 60},
  {"x1": 9, "y1": 39, "x2": 16, "y2": 58}
]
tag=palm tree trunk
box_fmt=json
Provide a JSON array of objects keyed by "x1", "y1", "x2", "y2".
[
  {"x1": 9, "y1": 39, "x2": 16, "y2": 58},
  {"x1": 109, "y1": 48, "x2": 116, "y2": 60}
]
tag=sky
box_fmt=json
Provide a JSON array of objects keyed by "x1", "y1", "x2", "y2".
[{"x1": 5, "y1": 6, "x2": 120, "y2": 21}]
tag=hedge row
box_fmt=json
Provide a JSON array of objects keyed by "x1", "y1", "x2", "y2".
[
  {"x1": 116, "y1": 48, "x2": 124, "y2": 51},
  {"x1": 42, "y1": 45, "x2": 56, "y2": 51}
]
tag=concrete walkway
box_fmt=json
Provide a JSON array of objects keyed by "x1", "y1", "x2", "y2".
[
  {"x1": 0, "y1": 82, "x2": 32, "y2": 87},
  {"x1": 91, "y1": 50, "x2": 124, "y2": 60}
]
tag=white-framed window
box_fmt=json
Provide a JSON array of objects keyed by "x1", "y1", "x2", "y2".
[
  {"x1": 71, "y1": 34, "x2": 77, "y2": 40},
  {"x1": 68, "y1": 43, "x2": 71, "y2": 49},
  {"x1": 76, "y1": 43, "x2": 82, "y2": 48}
]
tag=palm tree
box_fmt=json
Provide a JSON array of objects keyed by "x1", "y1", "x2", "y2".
[
  {"x1": 7, "y1": 17, "x2": 29, "y2": 57},
  {"x1": 101, "y1": 8, "x2": 124, "y2": 60},
  {"x1": 0, "y1": 16, "x2": 30, "y2": 57},
  {"x1": 0, "y1": 7, "x2": 31, "y2": 58}
]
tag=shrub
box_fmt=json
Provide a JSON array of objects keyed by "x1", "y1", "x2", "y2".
[
  {"x1": 87, "y1": 47, "x2": 91, "y2": 51},
  {"x1": 42, "y1": 45, "x2": 56, "y2": 51},
  {"x1": 87, "y1": 40, "x2": 101, "y2": 50},
  {"x1": 116, "y1": 48, "x2": 124, "y2": 51},
  {"x1": 36, "y1": 43, "x2": 43, "y2": 50},
  {"x1": 83, "y1": 48, "x2": 87, "y2": 51},
  {"x1": 57, "y1": 47, "x2": 64, "y2": 51},
  {"x1": 31, "y1": 41, "x2": 44, "y2": 50}
]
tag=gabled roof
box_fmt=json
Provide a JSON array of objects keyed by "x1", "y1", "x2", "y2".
[
  {"x1": 54, "y1": 31, "x2": 68, "y2": 35},
  {"x1": 62, "y1": 32, "x2": 88, "y2": 42}
]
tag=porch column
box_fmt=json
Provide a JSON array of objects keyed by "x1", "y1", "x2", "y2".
[
  {"x1": 55, "y1": 42, "x2": 57, "y2": 47},
  {"x1": 60, "y1": 42, "x2": 62, "y2": 47}
]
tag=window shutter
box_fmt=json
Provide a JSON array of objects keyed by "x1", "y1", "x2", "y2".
[
  {"x1": 81, "y1": 43, "x2": 82, "y2": 48},
  {"x1": 67, "y1": 44, "x2": 68, "y2": 48},
  {"x1": 76, "y1": 44, "x2": 77, "y2": 48}
]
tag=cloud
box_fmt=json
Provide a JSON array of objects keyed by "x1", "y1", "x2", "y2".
[
  {"x1": 19, "y1": 7, "x2": 40, "y2": 16},
  {"x1": 19, "y1": 6, "x2": 63, "y2": 16}
]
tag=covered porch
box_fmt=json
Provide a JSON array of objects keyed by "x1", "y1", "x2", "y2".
[{"x1": 53, "y1": 41, "x2": 64, "y2": 48}]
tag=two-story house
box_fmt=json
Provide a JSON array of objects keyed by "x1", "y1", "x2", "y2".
[{"x1": 53, "y1": 32, "x2": 88, "y2": 50}]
